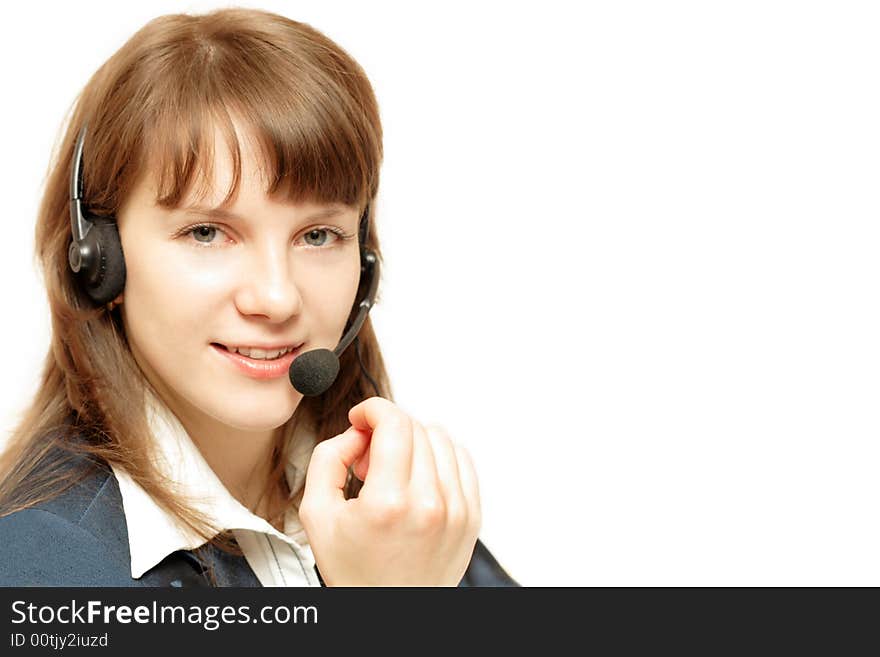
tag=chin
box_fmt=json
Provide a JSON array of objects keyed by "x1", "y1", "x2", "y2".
[
  {"x1": 210, "y1": 394, "x2": 301, "y2": 432},
  {"x1": 212, "y1": 412, "x2": 295, "y2": 434}
]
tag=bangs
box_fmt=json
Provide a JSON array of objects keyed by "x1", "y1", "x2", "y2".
[{"x1": 133, "y1": 29, "x2": 380, "y2": 213}]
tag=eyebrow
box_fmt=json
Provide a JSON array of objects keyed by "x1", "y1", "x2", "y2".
[{"x1": 182, "y1": 205, "x2": 348, "y2": 222}]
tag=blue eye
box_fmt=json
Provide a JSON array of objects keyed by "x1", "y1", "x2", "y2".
[
  {"x1": 190, "y1": 225, "x2": 218, "y2": 244},
  {"x1": 304, "y1": 228, "x2": 336, "y2": 247}
]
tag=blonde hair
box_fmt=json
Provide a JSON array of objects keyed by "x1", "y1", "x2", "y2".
[{"x1": 0, "y1": 8, "x2": 390, "y2": 558}]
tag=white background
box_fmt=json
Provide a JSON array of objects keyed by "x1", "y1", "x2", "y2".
[{"x1": 2, "y1": 1, "x2": 879, "y2": 586}]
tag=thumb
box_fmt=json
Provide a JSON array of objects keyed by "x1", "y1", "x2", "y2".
[{"x1": 303, "y1": 426, "x2": 371, "y2": 507}]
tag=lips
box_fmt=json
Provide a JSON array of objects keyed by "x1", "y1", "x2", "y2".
[{"x1": 211, "y1": 343, "x2": 303, "y2": 380}]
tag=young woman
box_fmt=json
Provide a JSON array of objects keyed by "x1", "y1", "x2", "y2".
[{"x1": 0, "y1": 8, "x2": 516, "y2": 587}]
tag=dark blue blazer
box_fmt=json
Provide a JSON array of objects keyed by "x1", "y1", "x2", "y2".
[{"x1": 0, "y1": 452, "x2": 518, "y2": 587}]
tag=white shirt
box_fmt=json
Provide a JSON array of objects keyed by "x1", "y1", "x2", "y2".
[{"x1": 110, "y1": 388, "x2": 321, "y2": 587}]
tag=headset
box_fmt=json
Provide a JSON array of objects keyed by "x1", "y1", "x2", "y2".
[{"x1": 68, "y1": 123, "x2": 380, "y2": 396}]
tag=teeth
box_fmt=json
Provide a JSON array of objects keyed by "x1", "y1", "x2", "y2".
[{"x1": 231, "y1": 345, "x2": 295, "y2": 360}]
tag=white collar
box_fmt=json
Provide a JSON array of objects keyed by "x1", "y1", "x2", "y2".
[{"x1": 111, "y1": 388, "x2": 316, "y2": 579}]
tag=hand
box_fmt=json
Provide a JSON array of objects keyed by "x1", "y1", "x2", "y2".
[{"x1": 298, "y1": 397, "x2": 482, "y2": 586}]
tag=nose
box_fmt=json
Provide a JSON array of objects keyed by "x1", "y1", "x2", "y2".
[{"x1": 233, "y1": 240, "x2": 304, "y2": 321}]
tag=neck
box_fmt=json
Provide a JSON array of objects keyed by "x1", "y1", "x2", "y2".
[{"x1": 188, "y1": 422, "x2": 281, "y2": 512}]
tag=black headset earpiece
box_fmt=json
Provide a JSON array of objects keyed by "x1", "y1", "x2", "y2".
[{"x1": 68, "y1": 124, "x2": 127, "y2": 306}]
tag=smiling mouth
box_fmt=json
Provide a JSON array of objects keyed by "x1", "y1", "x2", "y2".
[{"x1": 210, "y1": 342, "x2": 303, "y2": 380}]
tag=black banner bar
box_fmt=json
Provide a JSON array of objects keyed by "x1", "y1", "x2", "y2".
[{"x1": 0, "y1": 587, "x2": 874, "y2": 651}]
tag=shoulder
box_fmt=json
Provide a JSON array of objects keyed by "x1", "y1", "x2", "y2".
[{"x1": 0, "y1": 454, "x2": 139, "y2": 587}]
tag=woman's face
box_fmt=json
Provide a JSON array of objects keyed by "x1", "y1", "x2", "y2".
[{"x1": 115, "y1": 127, "x2": 362, "y2": 434}]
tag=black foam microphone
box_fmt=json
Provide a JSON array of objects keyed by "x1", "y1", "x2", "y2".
[{"x1": 289, "y1": 249, "x2": 380, "y2": 396}]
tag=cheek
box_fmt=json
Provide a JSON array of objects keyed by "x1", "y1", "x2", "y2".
[
  {"x1": 125, "y1": 235, "x2": 235, "y2": 299},
  {"x1": 300, "y1": 256, "x2": 363, "y2": 338},
  {"x1": 119, "y1": 236, "x2": 231, "y2": 368},
  {"x1": 120, "y1": 220, "x2": 238, "y2": 315}
]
